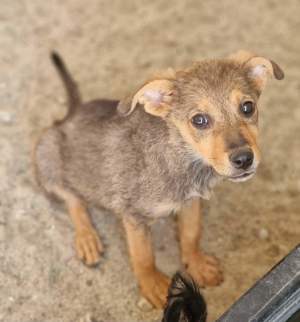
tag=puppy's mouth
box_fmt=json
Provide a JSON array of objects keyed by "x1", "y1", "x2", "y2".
[{"x1": 228, "y1": 171, "x2": 255, "y2": 182}]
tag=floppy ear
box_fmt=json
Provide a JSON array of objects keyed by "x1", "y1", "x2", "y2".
[
  {"x1": 229, "y1": 50, "x2": 284, "y2": 91},
  {"x1": 117, "y1": 79, "x2": 174, "y2": 117}
]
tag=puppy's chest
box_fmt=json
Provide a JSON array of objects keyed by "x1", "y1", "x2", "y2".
[
  {"x1": 184, "y1": 189, "x2": 203, "y2": 200},
  {"x1": 150, "y1": 201, "x2": 182, "y2": 218},
  {"x1": 149, "y1": 190, "x2": 201, "y2": 218}
]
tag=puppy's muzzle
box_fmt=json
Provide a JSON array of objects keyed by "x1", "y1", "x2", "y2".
[
  {"x1": 228, "y1": 147, "x2": 257, "y2": 182},
  {"x1": 230, "y1": 148, "x2": 254, "y2": 170}
]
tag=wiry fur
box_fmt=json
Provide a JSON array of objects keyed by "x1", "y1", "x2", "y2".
[
  {"x1": 35, "y1": 63, "x2": 220, "y2": 220},
  {"x1": 33, "y1": 50, "x2": 283, "y2": 308}
]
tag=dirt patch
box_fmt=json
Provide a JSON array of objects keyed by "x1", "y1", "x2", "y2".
[{"x1": 1, "y1": 1, "x2": 300, "y2": 321}]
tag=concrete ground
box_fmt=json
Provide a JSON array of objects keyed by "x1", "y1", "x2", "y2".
[{"x1": 1, "y1": 1, "x2": 300, "y2": 321}]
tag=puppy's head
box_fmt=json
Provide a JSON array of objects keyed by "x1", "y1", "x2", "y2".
[{"x1": 118, "y1": 51, "x2": 284, "y2": 182}]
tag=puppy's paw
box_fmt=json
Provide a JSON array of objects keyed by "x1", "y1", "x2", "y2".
[
  {"x1": 185, "y1": 252, "x2": 223, "y2": 287},
  {"x1": 75, "y1": 228, "x2": 103, "y2": 266},
  {"x1": 139, "y1": 269, "x2": 171, "y2": 308}
]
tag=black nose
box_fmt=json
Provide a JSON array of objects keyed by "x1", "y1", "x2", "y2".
[{"x1": 230, "y1": 149, "x2": 254, "y2": 170}]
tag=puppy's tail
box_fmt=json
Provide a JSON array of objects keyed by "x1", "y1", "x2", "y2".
[
  {"x1": 162, "y1": 272, "x2": 207, "y2": 322},
  {"x1": 51, "y1": 51, "x2": 81, "y2": 119}
]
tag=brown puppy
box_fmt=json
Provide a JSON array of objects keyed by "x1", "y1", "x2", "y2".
[{"x1": 33, "y1": 51, "x2": 284, "y2": 308}]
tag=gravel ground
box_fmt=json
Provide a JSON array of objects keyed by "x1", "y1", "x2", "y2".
[{"x1": 1, "y1": 1, "x2": 300, "y2": 321}]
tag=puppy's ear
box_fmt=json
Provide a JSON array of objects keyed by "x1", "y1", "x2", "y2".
[
  {"x1": 117, "y1": 79, "x2": 174, "y2": 117},
  {"x1": 229, "y1": 50, "x2": 284, "y2": 91}
]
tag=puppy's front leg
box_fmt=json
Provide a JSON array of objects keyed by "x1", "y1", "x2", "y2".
[
  {"x1": 58, "y1": 189, "x2": 103, "y2": 266},
  {"x1": 178, "y1": 198, "x2": 223, "y2": 287},
  {"x1": 123, "y1": 216, "x2": 170, "y2": 308}
]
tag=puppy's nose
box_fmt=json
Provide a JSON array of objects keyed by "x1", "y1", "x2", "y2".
[{"x1": 230, "y1": 149, "x2": 254, "y2": 170}]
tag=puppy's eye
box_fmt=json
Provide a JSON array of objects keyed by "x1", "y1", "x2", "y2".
[
  {"x1": 191, "y1": 114, "x2": 211, "y2": 129},
  {"x1": 240, "y1": 101, "x2": 255, "y2": 117}
]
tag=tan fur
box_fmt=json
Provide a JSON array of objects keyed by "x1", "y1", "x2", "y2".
[
  {"x1": 178, "y1": 199, "x2": 222, "y2": 286},
  {"x1": 241, "y1": 124, "x2": 261, "y2": 163},
  {"x1": 132, "y1": 79, "x2": 173, "y2": 117},
  {"x1": 229, "y1": 50, "x2": 284, "y2": 90},
  {"x1": 123, "y1": 216, "x2": 170, "y2": 307},
  {"x1": 53, "y1": 186, "x2": 103, "y2": 265}
]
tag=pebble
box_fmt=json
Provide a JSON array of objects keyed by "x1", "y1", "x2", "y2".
[
  {"x1": 0, "y1": 111, "x2": 13, "y2": 124},
  {"x1": 15, "y1": 209, "x2": 26, "y2": 219},
  {"x1": 258, "y1": 227, "x2": 269, "y2": 240},
  {"x1": 137, "y1": 297, "x2": 153, "y2": 311}
]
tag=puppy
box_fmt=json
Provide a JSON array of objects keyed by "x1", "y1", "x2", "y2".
[{"x1": 33, "y1": 51, "x2": 284, "y2": 307}]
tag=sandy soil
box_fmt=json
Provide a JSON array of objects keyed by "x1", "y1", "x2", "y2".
[{"x1": 1, "y1": 0, "x2": 300, "y2": 321}]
